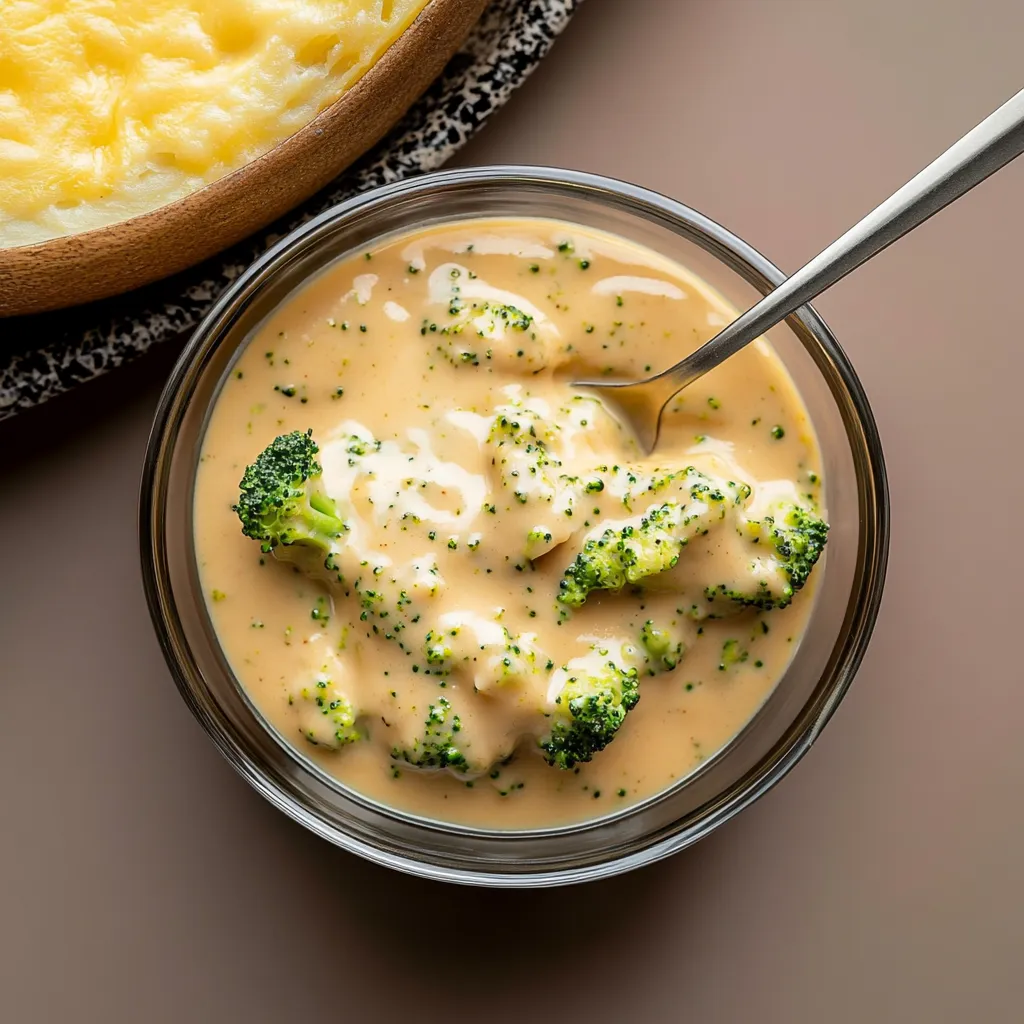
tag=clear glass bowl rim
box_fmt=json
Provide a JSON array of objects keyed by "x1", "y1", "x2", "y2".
[{"x1": 139, "y1": 165, "x2": 890, "y2": 887}]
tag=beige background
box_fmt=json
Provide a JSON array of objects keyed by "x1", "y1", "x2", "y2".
[{"x1": 2, "y1": 0, "x2": 1022, "y2": 1020}]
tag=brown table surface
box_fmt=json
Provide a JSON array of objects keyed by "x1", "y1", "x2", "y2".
[{"x1": 3, "y1": 1, "x2": 1023, "y2": 1020}]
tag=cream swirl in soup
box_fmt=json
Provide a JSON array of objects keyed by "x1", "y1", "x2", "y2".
[{"x1": 194, "y1": 218, "x2": 828, "y2": 828}]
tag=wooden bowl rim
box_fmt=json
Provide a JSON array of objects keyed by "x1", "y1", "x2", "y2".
[{"x1": 0, "y1": 0, "x2": 486, "y2": 314}]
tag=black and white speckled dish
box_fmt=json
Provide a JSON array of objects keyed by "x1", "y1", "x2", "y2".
[{"x1": 0, "y1": 0, "x2": 579, "y2": 421}]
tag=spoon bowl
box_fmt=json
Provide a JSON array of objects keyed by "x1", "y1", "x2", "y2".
[{"x1": 572, "y1": 373, "x2": 684, "y2": 454}]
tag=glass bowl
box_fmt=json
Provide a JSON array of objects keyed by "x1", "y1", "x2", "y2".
[{"x1": 140, "y1": 166, "x2": 889, "y2": 887}]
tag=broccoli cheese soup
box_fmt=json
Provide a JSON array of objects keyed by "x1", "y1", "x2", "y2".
[{"x1": 193, "y1": 217, "x2": 828, "y2": 829}]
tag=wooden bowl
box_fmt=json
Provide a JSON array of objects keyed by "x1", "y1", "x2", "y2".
[{"x1": 0, "y1": 0, "x2": 487, "y2": 318}]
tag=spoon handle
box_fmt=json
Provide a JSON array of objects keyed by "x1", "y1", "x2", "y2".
[{"x1": 660, "y1": 86, "x2": 1024, "y2": 391}]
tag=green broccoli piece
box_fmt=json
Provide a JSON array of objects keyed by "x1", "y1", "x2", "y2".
[
  {"x1": 441, "y1": 300, "x2": 533, "y2": 337},
  {"x1": 486, "y1": 402, "x2": 569, "y2": 508},
  {"x1": 704, "y1": 504, "x2": 829, "y2": 611},
  {"x1": 421, "y1": 622, "x2": 539, "y2": 690},
  {"x1": 488, "y1": 407, "x2": 558, "y2": 463},
  {"x1": 525, "y1": 526, "x2": 556, "y2": 558},
  {"x1": 423, "y1": 630, "x2": 453, "y2": 671},
  {"x1": 640, "y1": 619, "x2": 686, "y2": 672},
  {"x1": 557, "y1": 470, "x2": 753, "y2": 608},
  {"x1": 718, "y1": 639, "x2": 749, "y2": 671},
  {"x1": 391, "y1": 697, "x2": 470, "y2": 773},
  {"x1": 620, "y1": 466, "x2": 750, "y2": 514},
  {"x1": 290, "y1": 676, "x2": 361, "y2": 749},
  {"x1": 344, "y1": 434, "x2": 381, "y2": 461},
  {"x1": 233, "y1": 430, "x2": 345, "y2": 554},
  {"x1": 558, "y1": 503, "x2": 689, "y2": 608},
  {"x1": 433, "y1": 302, "x2": 536, "y2": 368},
  {"x1": 540, "y1": 651, "x2": 640, "y2": 769}
]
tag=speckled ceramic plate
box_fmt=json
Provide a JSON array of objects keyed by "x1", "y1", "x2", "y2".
[{"x1": 0, "y1": 0, "x2": 579, "y2": 421}]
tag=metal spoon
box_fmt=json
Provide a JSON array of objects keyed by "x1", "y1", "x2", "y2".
[{"x1": 576, "y1": 86, "x2": 1024, "y2": 452}]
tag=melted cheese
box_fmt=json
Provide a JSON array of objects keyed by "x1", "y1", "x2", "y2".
[{"x1": 0, "y1": 0, "x2": 430, "y2": 245}]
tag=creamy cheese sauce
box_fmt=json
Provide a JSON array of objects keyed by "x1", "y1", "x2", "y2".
[
  {"x1": 0, "y1": 0, "x2": 429, "y2": 245},
  {"x1": 194, "y1": 218, "x2": 826, "y2": 829}
]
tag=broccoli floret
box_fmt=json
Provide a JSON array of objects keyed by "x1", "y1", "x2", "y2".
[
  {"x1": 704, "y1": 504, "x2": 829, "y2": 611},
  {"x1": 540, "y1": 647, "x2": 640, "y2": 769},
  {"x1": 391, "y1": 697, "x2": 469, "y2": 773},
  {"x1": 422, "y1": 617, "x2": 540, "y2": 690},
  {"x1": 488, "y1": 404, "x2": 558, "y2": 466},
  {"x1": 640, "y1": 619, "x2": 686, "y2": 672},
  {"x1": 233, "y1": 430, "x2": 345, "y2": 554},
  {"x1": 486, "y1": 639, "x2": 538, "y2": 688},
  {"x1": 556, "y1": 470, "x2": 750, "y2": 608},
  {"x1": 558, "y1": 502, "x2": 696, "y2": 608},
  {"x1": 759, "y1": 505, "x2": 829, "y2": 592},
  {"x1": 441, "y1": 301, "x2": 533, "y2": 337},
  {"x1": 289, "y1": 676, "x2": 361, "y2": 749},
  {"x1": 433, "y1": 302, "x2": 537, "y2": 368},
  {"x1": 485, "y1": 400, "x2": 578, "y2": 517},
  {"x1": 620, "y1": 466, "x2": 750, "y2": 514}
]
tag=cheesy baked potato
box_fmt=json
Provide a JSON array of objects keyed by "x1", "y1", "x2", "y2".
[{"x1": 0, "y1": 0, "x2": 435, "y2": 246}]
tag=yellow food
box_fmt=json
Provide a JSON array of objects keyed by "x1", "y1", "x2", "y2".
[
  {"x1": 0, "y1": 0, "x2": 430, "y2": 245},
  {"x1": 195, "y1": 218, "x2": 829, "y2": 829}
]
